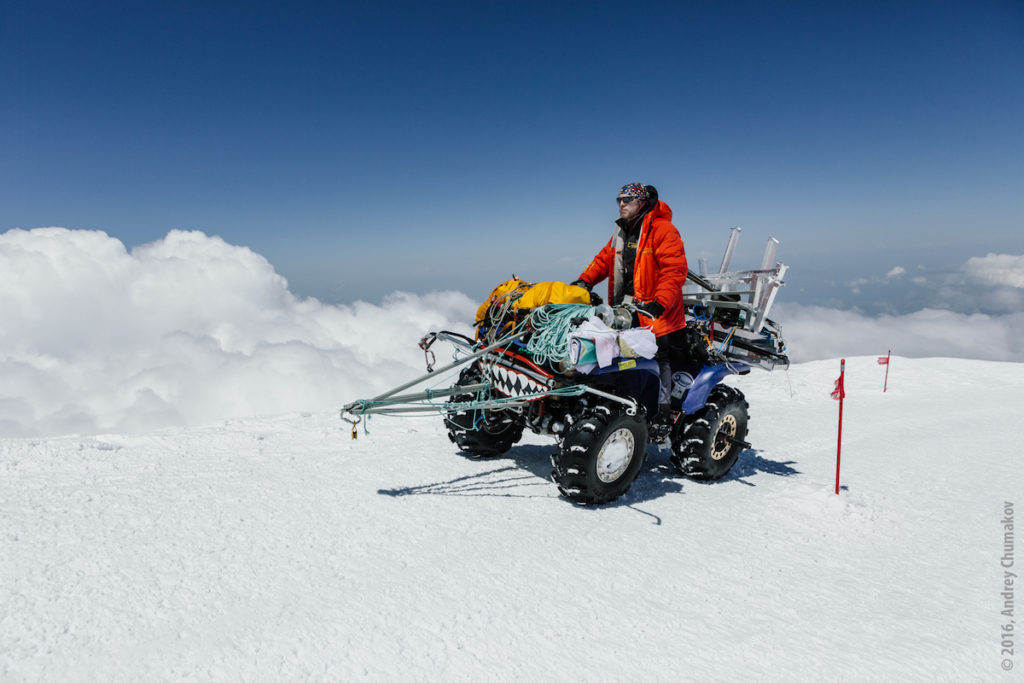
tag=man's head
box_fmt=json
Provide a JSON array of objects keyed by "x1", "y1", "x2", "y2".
[{"x1": 617, "y1": 182, "x2": 650, "y2": 221}]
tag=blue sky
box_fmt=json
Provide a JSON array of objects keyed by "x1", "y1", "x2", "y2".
[{"x1": 3, "y1": 0, "x2": 1022, "y2": 310}]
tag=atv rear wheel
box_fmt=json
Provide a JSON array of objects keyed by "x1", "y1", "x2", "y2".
[
  {"x1": 551, "y1": 405, "x2": 648, "y2": 505},
  {"x1": 445, "y1": 366, "x2": 524, "y2": 457},
  {"x1": 671, "y1": 384, "x2": 749, "y2": 480}
]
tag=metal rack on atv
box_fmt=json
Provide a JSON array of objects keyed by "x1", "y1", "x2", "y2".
[{"x1": 341, "y1": 228, "x2": 789, "y2": 505}]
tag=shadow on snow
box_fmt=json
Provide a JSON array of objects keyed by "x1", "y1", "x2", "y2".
[
  {"x1": 377, "y1": 443, "x2": 801, "y2": 506},
  {"x1": 724, "y1": 449, "x2": 801, "y2": 486},
  {"x1": 377, "y1": 444, "x2": 564, "y2": 501}
]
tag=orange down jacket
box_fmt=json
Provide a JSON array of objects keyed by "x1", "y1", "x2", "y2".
[{"x1": 577, "y1": 200, "x2": 688, "y2": 337}]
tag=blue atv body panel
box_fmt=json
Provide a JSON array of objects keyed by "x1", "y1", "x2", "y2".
[
  {"x1": 680, "y1": 362, "x2": 750, "y2": 414},
  {"x1": 586, "y1": 357, "x2": 661, "y2": 418}
]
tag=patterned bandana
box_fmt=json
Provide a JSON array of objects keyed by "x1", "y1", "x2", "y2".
[{"x1": 618, "y1": 183, "x2": 649, "y2": 200}]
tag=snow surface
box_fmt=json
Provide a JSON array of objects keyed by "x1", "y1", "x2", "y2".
[{"x1": 2, "y1": 356, "x2": 1020, "y2": 680}]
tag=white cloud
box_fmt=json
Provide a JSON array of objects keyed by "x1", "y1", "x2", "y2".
[
  {"x1": 774, "y1": 303, "x2": 1024, "y2": 363},
  {"x1": 834, "y1": 253, "x2": 1024, "y2": 315},
  {"x1": 0, "y1": 228, "x2": 476, "y2": 437},
  {"x1": 845, "y1": 266, "x2": 905, "y2": 290},
  {"x1": 926, "y1": 252, "x2": 1024, "y2": 314},
  {"x1": 962, "y1": 253, "x2": 1024, "y2": 288}
]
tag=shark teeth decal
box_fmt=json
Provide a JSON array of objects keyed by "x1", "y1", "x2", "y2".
[
  {"x1": 478, "y1": 354, "x2": 553, "y2": 401},
  {"x1": 487, "y1": 364, "x2": 547, "y2": 399}
]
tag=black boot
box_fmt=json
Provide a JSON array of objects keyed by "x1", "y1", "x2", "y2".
[{"x1": 650, "y1": 404, "x2": 675, "y2": 443}]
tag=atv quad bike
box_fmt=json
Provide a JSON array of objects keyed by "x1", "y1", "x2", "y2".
[{"x1": 342, "y1": 228, "x2": 788, "y2": 505}]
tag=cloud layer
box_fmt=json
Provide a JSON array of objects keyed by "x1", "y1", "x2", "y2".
[
  {"x1": 2, "y1": 228, "x2": 1021, "y2": 437},
  {"x1": 963, "y1": 253, "x2": 1024, "y2": 289},
  {"x1": 839, "y1": 252, "x2": 1024, "y2": 315},
  {"x1": 775, "y1": 303, "x2": 1024, "y2": 363},
  {"x1": 1, "y1": 228, "x2": 476, "y2": 437}
]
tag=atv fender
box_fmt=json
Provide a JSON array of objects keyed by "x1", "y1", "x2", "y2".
[{"x1": 681, "y1": 362, "x2": 750, "y2": 414}]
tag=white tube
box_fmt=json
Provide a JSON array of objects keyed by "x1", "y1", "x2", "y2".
[{"x1": 719, "y1": 226, "x2": 742, "y2": 273}]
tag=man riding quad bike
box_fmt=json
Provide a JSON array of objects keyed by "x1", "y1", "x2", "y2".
[
  {"x1": 343, "y1": 229, "x2": 788, "y2": 506},
  {"x1": 439, "y1": 275, "x2": 776, "y2": 505},
  {"x1": 438, "y1": 184, "x2": 788, "y2": 505}
]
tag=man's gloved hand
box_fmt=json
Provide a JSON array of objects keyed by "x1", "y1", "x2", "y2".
[
  {"x1": 635, "y1": 300, "x2": 665, "y2": 320},
  {"x1": 631, "y1": 301, "x2": 665, "y2": 327},
  {"x1": 570, "y1": 279, "x2": 602, "y2": 305}
]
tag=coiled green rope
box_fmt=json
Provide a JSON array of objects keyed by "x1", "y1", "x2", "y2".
[{"x1": 524, "y1": 303, "x2": 595, "y2": 366}]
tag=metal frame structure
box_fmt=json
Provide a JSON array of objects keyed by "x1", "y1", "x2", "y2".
[
  {"x1": 684, "y1": 227, "x2": 788, "y2": 335},
  {"x1": 683, "y1": 227, "x2": 789, "y2": 371},
  {"x1": 340, "y1": 328, "x2": 640, "y2": 429}
]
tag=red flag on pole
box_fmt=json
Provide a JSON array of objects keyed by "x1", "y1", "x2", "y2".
[
  {"x1": 833, "y1": 358, "x2": 846, "y2": 494},
  {"x1": 831, "y1": 373, "x2": 845, "y2": 400},
  {"x1": 879, "y1": 349, "x2": 891, "y2": 392}
]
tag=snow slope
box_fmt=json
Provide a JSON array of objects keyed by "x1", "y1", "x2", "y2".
[{"x1": 2, "y1": 356, "x2": 1020, "y2": 680}]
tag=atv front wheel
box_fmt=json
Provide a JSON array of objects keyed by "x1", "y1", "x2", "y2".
[
  {"x1": 445, "y1": 366, "x2": 524, "y2": 457},
  {"x1": 551, "y1": 405, "x2": 648, "y2": 505},
  {"x1": 671, "y1": 384, "x2": 749, "y2": 480}
]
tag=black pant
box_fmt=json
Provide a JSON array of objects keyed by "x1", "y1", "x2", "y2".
[
  {"x1": 653, "y1": 329, "x2": 683, "y2": 408},
  {"x1": 655, "y1": 327, "x2": 708, "y2": 408}
]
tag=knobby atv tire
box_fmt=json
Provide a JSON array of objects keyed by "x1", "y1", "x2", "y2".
[
  {"x1": 551, "y1": 405, "x2": 648, "y2": 505},
  {"x1": 445, "y1": 366, "x2": 524, "y2": 457},
  {"x1": 671, "y1": 384, "x2": 749, "y2": 481}
]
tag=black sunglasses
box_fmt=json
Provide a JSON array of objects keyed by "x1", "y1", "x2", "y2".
[{"x1": 616, "y1": 196, "x2": 641, "y2": 204}]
